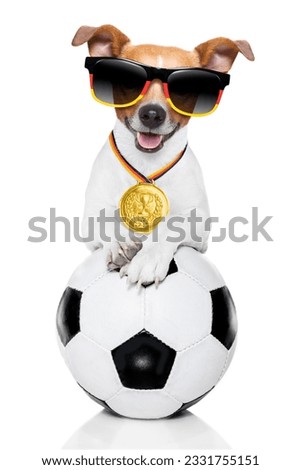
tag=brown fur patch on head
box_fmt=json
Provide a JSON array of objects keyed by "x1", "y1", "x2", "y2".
[{"x1": 120, "y1": 44, "x2": 200, "y2": 68}]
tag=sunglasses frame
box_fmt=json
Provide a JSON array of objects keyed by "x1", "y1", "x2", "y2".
[{"x1": 85, "y1": 57, "x2": 230, "y2": 117}]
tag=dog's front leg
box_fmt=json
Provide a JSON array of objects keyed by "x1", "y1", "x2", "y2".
[
  {"x1": 122, "y1": 236, "x2": 176, "y2": 286},
  {"x1": 82, "y1": 205, "x2": 143, "y2": 271},
  {"x1": 125, "y1": 208, "x2": 209, "y2": 285}
]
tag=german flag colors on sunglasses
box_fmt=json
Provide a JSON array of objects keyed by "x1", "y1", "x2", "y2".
[{"x1": 85, "y1": 57, "x2": 230, "y2": 117}]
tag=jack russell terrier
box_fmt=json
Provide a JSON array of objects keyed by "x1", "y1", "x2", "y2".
[{"x1": 72, "y1": 24, "x2": 254, "y2": 286}]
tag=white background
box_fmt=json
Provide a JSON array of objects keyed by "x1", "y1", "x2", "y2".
[{"x1": 1, "y1": 0, "x2": 300, "y2": 468}]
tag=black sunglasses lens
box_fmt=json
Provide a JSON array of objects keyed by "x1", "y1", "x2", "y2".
[
  {"x1": 168, "y1": 70, "x2": 222, "y2": 114},
  {"x1": 92, "y1": 59, "x2": 148, "y2": 105}
]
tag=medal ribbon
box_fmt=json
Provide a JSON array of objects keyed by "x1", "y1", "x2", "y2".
[{"x1": 109, "y1": 132, "x2": 187, "y2": 183}]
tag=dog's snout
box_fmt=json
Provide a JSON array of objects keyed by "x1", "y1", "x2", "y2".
[{"x1": 138, "y1": 104, "x2": 166, "y2": 129}]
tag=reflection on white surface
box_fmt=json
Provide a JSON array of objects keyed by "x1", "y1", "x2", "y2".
[{"x1": 63, "y1": 409, "x2": 230, "y2": 449}]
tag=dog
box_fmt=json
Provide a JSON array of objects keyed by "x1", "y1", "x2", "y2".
[{"x1": 72, "y1": 24, "x2": 254, "y2": 286}]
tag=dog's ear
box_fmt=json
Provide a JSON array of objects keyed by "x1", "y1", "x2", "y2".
[
  {"x1": 72, "y1": 24, "x2": 130, "y2": 57},
  {"x1": 195, "y1": 38, "x2": 254, "y2": 73}
]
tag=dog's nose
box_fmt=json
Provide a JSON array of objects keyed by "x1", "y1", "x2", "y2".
[{"x1": 138, "y1": 104, "x2": 166, "y2": 129}]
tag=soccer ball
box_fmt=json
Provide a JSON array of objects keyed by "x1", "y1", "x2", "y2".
[{"x1": 56, "y1": 246, "x2": 237, "y2": 419}]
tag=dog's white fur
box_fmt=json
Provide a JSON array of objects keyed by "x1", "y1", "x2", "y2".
[{"x1": 83, "y1": 117, "x2": 210, "y2": 285}]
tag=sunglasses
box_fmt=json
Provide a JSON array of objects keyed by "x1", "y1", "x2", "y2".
[{"x1": 85, "y1": 57, "x2": 230, "y2": 117}]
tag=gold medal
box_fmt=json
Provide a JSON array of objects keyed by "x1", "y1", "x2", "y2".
[
  {"x1": 119, "y1": 182, "x2": 170, "y2": 233},
  {"x1": 109, "y1": 132, "x2": 186, "y2": 234}
]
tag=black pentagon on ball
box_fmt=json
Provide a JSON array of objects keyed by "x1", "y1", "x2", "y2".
[
  {"x1": 167, "y1": 258, "x2": 178, "y2": 276},
  {"x1": 210, "y1": 286, "x2": 237, "y2": 350},
  {"x1": 112, "y1": 330, "x2": 176, "y2": 390},
  {"x1": 56, "y1": 287, "x2": 82, "y2": 346}
]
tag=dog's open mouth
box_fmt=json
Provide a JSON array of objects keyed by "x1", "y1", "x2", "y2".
[
  {"x1": 136, "y1": 132, "x2": 163, "y2": 151},
  {"x1": 125, "y1": 119, "x2": 180, "y2": 153}
]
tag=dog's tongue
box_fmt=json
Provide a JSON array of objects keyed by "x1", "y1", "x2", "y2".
[{"x1": 137, "y1": 132, "x2": 162, "y2": 150}]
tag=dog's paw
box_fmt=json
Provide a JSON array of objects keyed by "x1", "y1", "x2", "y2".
[
  {"x1": 126, "y1": 245, "x2": 174, "y2": 286},
  {"x1": 105, "y1": 240, "x2": 142, "y2": 271}
]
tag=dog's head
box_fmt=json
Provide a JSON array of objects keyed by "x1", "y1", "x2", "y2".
[{"x1": 72, "y1": 25, "x2": 254, "y2": 153}]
